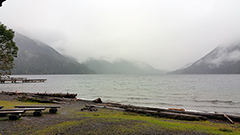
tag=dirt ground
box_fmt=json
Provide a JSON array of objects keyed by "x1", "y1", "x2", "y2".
[{"x1": 0, "y1": 93, "x2": 238, "y2": 135}]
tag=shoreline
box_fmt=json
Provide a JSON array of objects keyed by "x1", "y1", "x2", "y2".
[
  {"x1": 1, "y1": 91, "x2": 240, "y2": 123},
  {"x1": 2, "y1": 90, "x2": 239, "y2": 116},
  {"x1": 3, "y1": 74, "x2": 239, "y2": 117},
  {"x1": 0, "y1": 91, "x2": 240, "y2": 134}
]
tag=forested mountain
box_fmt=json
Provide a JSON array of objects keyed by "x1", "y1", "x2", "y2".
[
  {"x1": 12, "y1": 33, "x2": 95, "y2": 74},
  {"x1": 168, "y1": 43, "x2": 240, "y2": 74},
  {"x1": 83, "y1": 58, "x2": 166, "y2": 74}
]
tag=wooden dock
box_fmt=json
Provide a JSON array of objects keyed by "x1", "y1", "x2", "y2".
[{"x1": 0, "y1": 77, "x2": 47, "y2": 83}]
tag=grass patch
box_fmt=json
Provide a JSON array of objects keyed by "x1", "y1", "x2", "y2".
[
  {"x1": 69, "y1": 109, "x2": 240, "y2": 135},
  {"x1": 0, "y1": 100, "x2": 54, "y2": 109},
  {"x1": 0, "y1": 100, "x2": 54, "y2": 121},
  {"x1": 1, "y1": 100, "x2": 239, "y2": 135},
  {"x1": 32, "y1": 121, "x2": 84, "y2": 135},
  {"x1": 219, "y1": 128, "x2": 233, "y2": 132}
]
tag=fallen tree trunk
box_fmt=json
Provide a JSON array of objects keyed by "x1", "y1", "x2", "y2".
[
  {"x1": 159, "y1": 111, "x2": 207, "y2": 121},
  {"x1": 1, "y1": 91, "x2": 77, "y2": 98},
  {"x1": 35, "y1": 93, "x2": 77, "y2": 98},
  {"x1": 124, "y1": 108, "x2": 207, "y2": 121},
  {"x1": 102, "y1": 102, "x2": 240, "y2": 122}
]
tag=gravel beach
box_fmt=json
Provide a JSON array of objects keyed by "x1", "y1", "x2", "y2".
[{"x1": 0, "y1": 93, "x2": 239, "y2": 135}]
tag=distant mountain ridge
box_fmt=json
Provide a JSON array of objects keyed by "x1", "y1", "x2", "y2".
[
  {"x1": 83, "y1": 58, "x2": 166, "y2": 74},
  {"x1": 12, "y1": 33, "x2": 95, "y2": 74},
  {"x1": 168, "y1": 43, "x2": 240, "y2": 74}
]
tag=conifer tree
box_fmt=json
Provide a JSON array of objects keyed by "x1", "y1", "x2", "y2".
[{"x1": 0, "y1": 23, "x2": 18, "y2": 77}]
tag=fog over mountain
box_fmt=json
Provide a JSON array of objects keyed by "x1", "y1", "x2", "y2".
[
  {"x1": 11, "y1": 32, "x2": 240, "y2": 74},
  {"x1": 83, "y1": 58, "x2": 166, "y2": 74},
  {"x1": 168, "y1": 43, "x2": 240, "y2": 74},
  {"x1": 12, "y1": 33, "x2": 95, "y2": 74},
  {"x1": 11, "y1": 32, "x2": 164, "y2": 75},
  {"x1": 2, "y1": 1, "x2": 240, "y2": 71}
]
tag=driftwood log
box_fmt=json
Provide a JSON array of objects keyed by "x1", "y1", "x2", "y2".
[
  {"x1": 1, "y1": 91, "x2": 77, "y2": 104},
  {"x1": 223, "y1": 114, "x2": 235, "y2": 124},
  {"x1": 124, "y1": 108, "x2": 207, "y2": 121},
  {"x1": 100, "y1": 102, "x2": 240, "y2": 123},
  {"x1": 1, "y1": 91, "x2": 77, "y2": 98},
  {"x1": 35, "y1": 93, "x2": 77, "y2": 98}
]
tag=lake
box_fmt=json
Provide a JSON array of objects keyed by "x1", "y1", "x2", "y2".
[{"x1": 1, "y1": 74, "x2": 240, "y2": 116}]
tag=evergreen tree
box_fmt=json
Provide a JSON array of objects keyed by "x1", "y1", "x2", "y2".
[
  {"x1": 0, "y1": 0, "x2": 5, "y2": 7},
  {"x1": 0, "y1": 23, "x2": 18, "y2": 76}
]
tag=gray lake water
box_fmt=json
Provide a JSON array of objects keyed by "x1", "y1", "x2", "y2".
[{"x1": 1, "y1": 74, "x2": 240, "y2": 116}]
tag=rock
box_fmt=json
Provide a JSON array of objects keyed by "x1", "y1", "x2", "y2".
[
  {"x1": 93, "y1": 98, "x2": 102, "y2": 103},
  {"x1": 81, "y1": 105, "x2": 98, "y2": 111}
]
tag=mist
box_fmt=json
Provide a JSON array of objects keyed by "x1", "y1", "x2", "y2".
[
  {"x1": 202, "y1": 43, "x2": 240, "y2": 68},
  {"x1": 1, "y1": 0, "x2": 240, "y2": 70}
]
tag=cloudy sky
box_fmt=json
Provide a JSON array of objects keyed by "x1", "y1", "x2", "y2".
[{"x1": 1, "y1": 0, "x2": 240, "y2": 70}]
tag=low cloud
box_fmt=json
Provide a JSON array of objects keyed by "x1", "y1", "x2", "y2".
[
  {"x1": 203, "y1": 43, "x2": 240, "y2": 68},
  {"x1": 1, "y1": 0, "x2": 240, "y2": 70}
]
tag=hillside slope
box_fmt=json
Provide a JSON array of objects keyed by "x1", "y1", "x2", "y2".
[
  {"x1": 83, "y1": 58, "x2": 166, "y2": 74},
  {"x1": 169, "y1": 43, "x2": 240, "y2": 74},
  {"x1": 12, "y1": 33, "x2": 95, "y2": 74}
]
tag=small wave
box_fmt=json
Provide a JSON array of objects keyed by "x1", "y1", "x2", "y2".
[
  {"x1": 194, "y1": 99, "x2": 240, "y2": 104},
  {"x1": 158, "y1": 102, "x2": 183, "y2": 106},
  {"x1": 208, "y1": 105, "x2": 240, "y2": 109},
  {"x1": 126, "y1": 97, "x2": 149, "y2": 100},
  {"x1": 185, "y1": 109, "x2": 215, "y2": 114}
]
